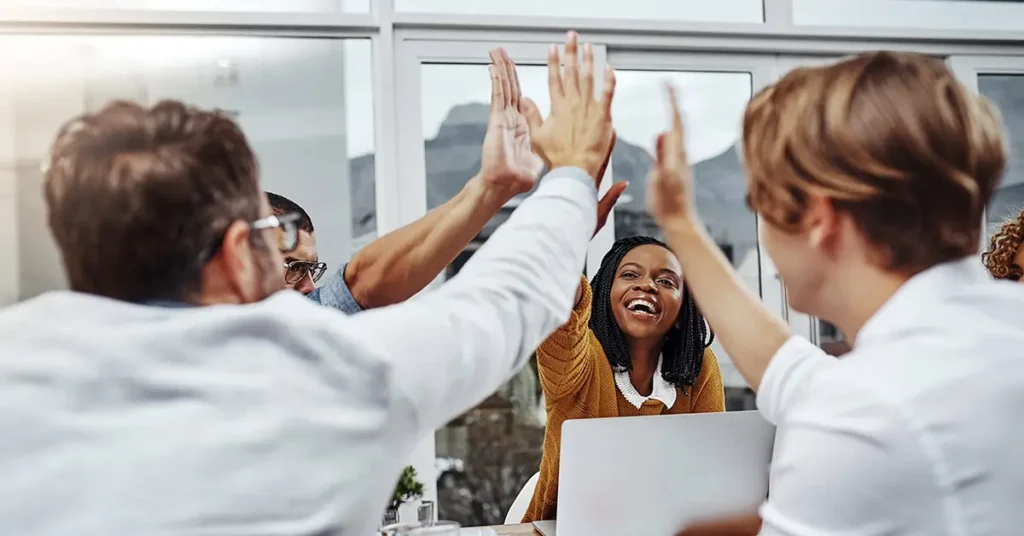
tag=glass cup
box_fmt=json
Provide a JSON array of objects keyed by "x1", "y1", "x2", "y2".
[{"x1": 417, "y1": 500, "x2": 435, "y2": 525}]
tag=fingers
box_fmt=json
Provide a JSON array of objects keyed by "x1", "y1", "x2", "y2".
[
  {"x1": 563, "y1": 31, "x2": 580, "y2": 94},
  {"x1": 547, "y1": 44, "x2": 563, "y2": 102},
  {"x1": 599, "y1": 181, "x2": 629, "y2": 215},
  {"x1": 521, "y1": 97, "x2": 544, "y2": 133},
  {"x1": 654, "y1": 132, "x2": 668, "y2": 164},
  {"x1": 666, "y1": 82, "x2": 686, "y2": 163},
  {"x1": 595, "y1": 181, "x2": 629, "y2": 235},
  {"x1": 498, "y1": 52, "x2": 513, "y2": 110},
  {"x1": 488, "y1": 61, "x2": 504, "y2": 114},
  {"x1": 504, "y1": 49, "x2": 523, "y2": 112},
  {"x1": 580, "y1": 42, "x2": 594, "y2": 101},
  {"x1": 599, "y1": 65, "x2": 616, "y2": 117}
]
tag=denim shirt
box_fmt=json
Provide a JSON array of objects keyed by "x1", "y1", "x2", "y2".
[{"x1": 307, "y1": 264, "x2": 363, "y2": 315}]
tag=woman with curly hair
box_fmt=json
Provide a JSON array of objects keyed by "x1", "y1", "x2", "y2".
[
  {"x1": 521, "y1": 235, "x2": 725, "y2": 522},
  {"x1": 982, "y1": 208, "x2": 1024, "y2": 281}
]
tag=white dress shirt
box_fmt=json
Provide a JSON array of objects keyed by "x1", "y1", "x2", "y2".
[
  {"x1": 757, "y1": 257, "x2": 1024, "y2": 536},
  {"x1": 0, "y1": 168, "x2": 597, "y2": 536}
]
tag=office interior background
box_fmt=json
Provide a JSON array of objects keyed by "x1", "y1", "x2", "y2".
[{"x1": 1, "y1": 0, "x2": 1022, "y2": 527}]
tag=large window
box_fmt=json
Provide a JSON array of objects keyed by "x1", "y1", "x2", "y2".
[
  {"x1": 978, "y1": 74, "x2": 1024, "y2": 237},
  {"x1": 607, "y1": 70, "x2": 757, "y2": 397},
  {"x1": 0, "y1": 35, "x2": 374, "y2": 303},
  {"x1": 395, "y1": 0, "x2": 763, "y2": 23}
]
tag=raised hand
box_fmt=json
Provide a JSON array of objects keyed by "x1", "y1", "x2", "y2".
[
  {"x1": 647, "y1": 83, "x2": 699, "y2": 227},
  {"x1": 522, "y1": 31, "x2": 616, "y2": 186},
  {"x1": 478, "y1": 48, "x2": 545, "y2": 198}
]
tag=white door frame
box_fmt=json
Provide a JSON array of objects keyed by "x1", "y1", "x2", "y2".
[{"x1": 948, "y1": 54, "x2": 1024, "y2": 246}]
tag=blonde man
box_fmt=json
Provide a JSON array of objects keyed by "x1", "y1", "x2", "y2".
[{"x1": 650, "y1": 52, "x2": 1024, "y2": 535}]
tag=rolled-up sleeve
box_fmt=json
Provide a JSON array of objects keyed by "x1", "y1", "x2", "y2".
[{"x1": 308, "y1": 264, "x2": 363, "y2": 315}]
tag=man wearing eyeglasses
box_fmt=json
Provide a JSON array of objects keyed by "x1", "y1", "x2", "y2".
[
  {"x1": 261, "y1": 47, "x2": 628, "y2": 317},
  {"x1": 264, "y1": 192, "x2": 328, "y2": 295},
  {"x1": 0, "y1": 37, "x2": 621, "y2": 535}
]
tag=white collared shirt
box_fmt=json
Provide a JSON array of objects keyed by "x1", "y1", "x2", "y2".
[
  {"x1": 0, "y1": 169, "x2": 598, "y2": 536},
  {"x1": 756, "y1": 258, "x2": 1024, "y2": 536},
  {"x1": 613, "y1": 355, "x2": 677, "y2": 409}
]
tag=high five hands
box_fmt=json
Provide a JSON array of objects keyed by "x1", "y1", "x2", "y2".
[
  {"x1": 518, "y1": 32, "x2": 628, "y2": 237},
  {"x1": 647, "y1": 83, "x2": 699, "y2": 230},
  {"x1": 478, "y1": 49, "x2": 545, "y2": 201}
]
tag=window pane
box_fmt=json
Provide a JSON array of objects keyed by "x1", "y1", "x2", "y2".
[
  {"x1": 609, "y1": 70, "x2": 755, "y2": 406},
  {"x1": 979, "y1": 74, "x2": 1024, "y2": 236},
  {"x1": 397, "y1": 0, "x2": 763, "y2": 23},
  {"x1": 422, "y1": 63, "x2": 550, "y2": 528},
  {"x1": 794, "y1": 0, "x2": 1024, "y2": 31},
  {"x1": 6, "y1": 0, "x2": 369, "y2": 12},
  {"x1": 817, "y1": 320, "x2": 851, "y2": 357},
  {"x1": 0, "y1": 35, "x2": 374, "y2": 302}
]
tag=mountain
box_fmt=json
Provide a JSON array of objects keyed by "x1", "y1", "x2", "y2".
[{"x1": 347, "y1": 102, "x2": 757, "y2": 264}]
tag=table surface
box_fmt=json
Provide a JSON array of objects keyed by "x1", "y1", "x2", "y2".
[
  {"x1": 468, "y1": 524, "x2": 536, "y2": 532},
  {"x1": 481, "y1": 524, "x2": 538, "y2": 535}
]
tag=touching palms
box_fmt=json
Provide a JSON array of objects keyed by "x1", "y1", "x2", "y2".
[
  {"x1": 483, "y1": 44, "x2": 627, "y2": 235},
  {"x1": 479, "y1": 49, "x2": 544, "y2": 197}
]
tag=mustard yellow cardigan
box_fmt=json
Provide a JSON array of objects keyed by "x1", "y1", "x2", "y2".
[{"x1": 522, "y1": 276, "x2": 726, "y2": 522}]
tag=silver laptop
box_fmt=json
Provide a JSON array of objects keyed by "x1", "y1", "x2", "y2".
[{"x1": 534, "y1": 410, "x2": 775, "y2": 536}]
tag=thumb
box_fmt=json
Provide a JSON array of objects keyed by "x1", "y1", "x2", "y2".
[
  {"x1": 594, "y1": 181, "x2": 629, "y2": 236},
  {"x1": 521, "y1": 97, "x2": 544, "y2": 132}
]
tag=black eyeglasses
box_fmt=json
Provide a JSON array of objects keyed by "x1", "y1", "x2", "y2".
[{"x1": 284, "y1": 259, "x2": 328, "y2": 284}]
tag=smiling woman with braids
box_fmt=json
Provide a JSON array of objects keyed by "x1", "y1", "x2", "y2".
[
  {"x1": 521, "y1": 235, "x2": 725, "y2": 523},
  {"x1": 982, "y1": 208, "x2": 1024, "y2": 281}
]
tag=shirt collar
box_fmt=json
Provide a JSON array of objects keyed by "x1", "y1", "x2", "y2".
[
  {"x1": 613, "y1": 355, "x2": 677, "y2": 409},
  {"x1": 857, "y1": 256, "x2": 989, "y2": 347}
]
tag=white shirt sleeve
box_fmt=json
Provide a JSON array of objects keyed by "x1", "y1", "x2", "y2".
[
  {"x1": 756, "y1": 336, "x2": 834, "y2": 425},
  {"x1": 757, "y1": 374, "x2": 934, "y2": 536},
  {"x1": 341, "y1": 168, "x2": 597, "y2": 435}
]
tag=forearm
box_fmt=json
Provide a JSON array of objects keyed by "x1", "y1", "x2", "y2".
[
  {"x1": 344, "y1": 176, "x2": 506, "y2": 308},
  {"x1": 344, "y1": 169, "x2": 597, "y2": 433},
  {"x1": 661, "y1": 218, "x2": 791, "y2": 391}
]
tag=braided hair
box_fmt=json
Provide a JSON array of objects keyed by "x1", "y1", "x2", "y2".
[{"x1": 588, "y1": 235, "x2": 715, "y2": 389}]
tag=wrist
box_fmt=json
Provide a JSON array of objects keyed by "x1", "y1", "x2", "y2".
[
  {"x1": 463, "y1": 174, "x2": 511, "y2": 213},
  {"x1": 661, "y1": 215, "x2": 707, "y2": 246},
  {"x1": 547, "y1": 155, "x2": 602, "y2": 182}
]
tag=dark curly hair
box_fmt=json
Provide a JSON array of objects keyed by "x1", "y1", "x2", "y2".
[
  {"x1": 982, "y1": 208, "x2": 1024, "y2": 281},
  {"x1": 588, "y1": 236, "x2": 714, "y2": 389}
]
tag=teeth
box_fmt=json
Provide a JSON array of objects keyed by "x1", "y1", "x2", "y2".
[{"x1": 627, "y1": 298, "x2": 656, "y2": 314}]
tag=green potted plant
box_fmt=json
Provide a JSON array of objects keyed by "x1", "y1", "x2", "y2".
[{"x1": 382, "y1": 465, "x2": 424, "y2": 528}]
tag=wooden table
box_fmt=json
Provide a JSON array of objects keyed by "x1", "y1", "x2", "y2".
[{"x1": 482, "y1": 524, "x2": 539, "y2": 535}]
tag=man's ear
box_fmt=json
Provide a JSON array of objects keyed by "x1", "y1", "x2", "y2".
[
  {"x1": 805, "y1": 194, "x2": 840, "y2": 252},
  {"x1": 218, "y1": 219, "x2": 259, "y2": 302}
]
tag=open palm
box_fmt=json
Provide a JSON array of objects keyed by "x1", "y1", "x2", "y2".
[{"x1": 479, "y1": 49, "x2": 544, "y2": 197}]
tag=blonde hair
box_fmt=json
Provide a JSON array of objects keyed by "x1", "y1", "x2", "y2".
[{"x1": 743, "y1": 51, "x2": 1006, "y2": 274}]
